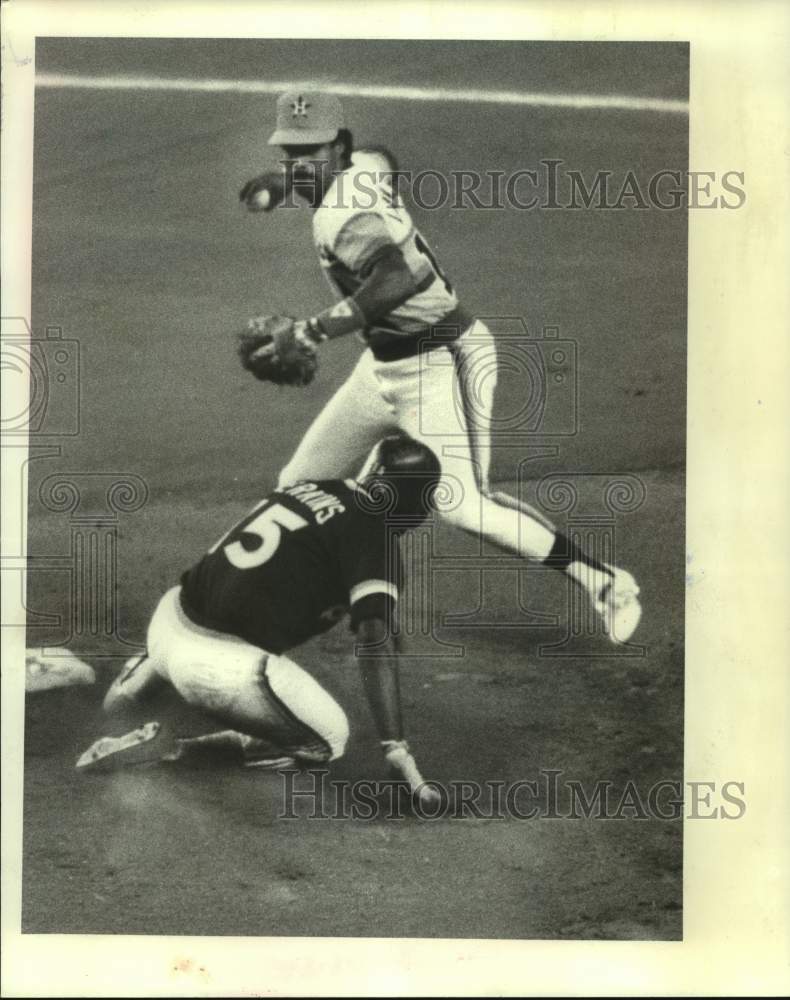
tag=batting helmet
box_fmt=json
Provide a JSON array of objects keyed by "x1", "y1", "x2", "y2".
[{"x1": 358, "y1": 436, "x2": 442, "y2": 525}]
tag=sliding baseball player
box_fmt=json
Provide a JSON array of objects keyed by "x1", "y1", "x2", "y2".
[
  {"x1": 77, "y1": 436, "x2": 443, "y2": 808},
  {"x1": 237, "y1": 90, "x2": 642, "y2": 643}
]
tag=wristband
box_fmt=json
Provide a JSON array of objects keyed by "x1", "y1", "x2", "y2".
[
  {"x1": 382, "y1": 740, "x2": 426, "y2": 789},
  {"x1": 310, "y1": 297, "x2": 368, "y2": 339}
]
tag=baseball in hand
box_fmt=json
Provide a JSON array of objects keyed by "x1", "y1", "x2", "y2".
[
  {"x1": 240, "y1": 171, "x2": 289, "y2": 213},
  {"x1": 248, "y1": 188, "x2": 273, "y2": 212}
]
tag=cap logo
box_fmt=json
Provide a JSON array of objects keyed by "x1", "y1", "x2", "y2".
[{"x1": 291, "y1": 95, "x2": 312, "y2": 118}]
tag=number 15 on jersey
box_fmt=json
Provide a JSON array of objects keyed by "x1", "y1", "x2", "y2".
[{"x1": 208, "y1": 502, "x2": 308, "y2": 569}]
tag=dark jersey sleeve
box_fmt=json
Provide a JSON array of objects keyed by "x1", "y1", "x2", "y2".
[{"x1": 336, "y1": 505, "x2": 401, "y2": 632}]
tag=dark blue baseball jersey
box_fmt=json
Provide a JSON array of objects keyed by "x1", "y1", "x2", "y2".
[{"x1": 179, "y1": 479, "x2": 400, "y2": 653}]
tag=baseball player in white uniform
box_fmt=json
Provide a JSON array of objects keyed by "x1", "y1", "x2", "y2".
[{"x1": 238, "y1": 90, "x2": 642, "y2": 643}]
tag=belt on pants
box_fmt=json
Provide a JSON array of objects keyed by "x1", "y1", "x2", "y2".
[{"x1": 366, "y1": 305, "x2": 473, "y2": 362}]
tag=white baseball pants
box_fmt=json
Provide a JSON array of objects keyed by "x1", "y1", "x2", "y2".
[
  {"x1": 140, "y1": 587, "x2": 349, "y2": 761},
  {"x1": 278, "y1": 321, "x2": 555, "y2": 560}
]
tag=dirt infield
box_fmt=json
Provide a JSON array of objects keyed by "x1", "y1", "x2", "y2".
[{"x1": 22, "y1": 39, "x2": 687, "y2": 939}]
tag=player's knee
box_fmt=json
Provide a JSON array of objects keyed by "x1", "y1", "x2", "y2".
[
  {"x1": 327, "y1": 706, "x2": 350, "y2": 760},
  {"x1": 307, "y1": 704, "x2": 349, "y2": 762},
  {"x1": 265, "y1": 655, "x2": 350, "y2": 762}
]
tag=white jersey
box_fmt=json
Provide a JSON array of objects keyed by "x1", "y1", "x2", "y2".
[{"x1": 312, "y1": 151, "x2": 463, "y2": 348}]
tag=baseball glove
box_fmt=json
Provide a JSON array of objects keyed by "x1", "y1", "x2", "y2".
[{"x1": 237, "y1": 314, "x2": 318, "y2": 387}]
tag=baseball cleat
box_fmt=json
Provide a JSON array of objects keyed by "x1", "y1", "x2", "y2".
[
  {"x1": 76, "y1": 721, "x2": 162, "y2": 771},
  {"x1": 243, "y1": 753, "x2": 298, "y2": 770},
  {"x1": 593, "y1": 566, "x2": 642, "y2": 643},
  {"x1": 158, "y1": 730, "x2": 297, "y2": 770},
  {"x1": 240, "y1": 734, "x2": 297, "y2": 769}
]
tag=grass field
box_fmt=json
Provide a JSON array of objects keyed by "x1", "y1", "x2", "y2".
[{"x1": 23, "y1": 39, "x2": 687, "y2": 939}]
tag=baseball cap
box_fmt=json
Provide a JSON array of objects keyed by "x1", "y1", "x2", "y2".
[{"x1": 268, "y1": 91, "x2": 344, "y2": 146}]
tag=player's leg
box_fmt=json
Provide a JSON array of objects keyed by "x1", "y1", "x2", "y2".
[
  {"x1": 148, "y1": 588, "x2": 349, "y2": 762},
  {"x1": 257, "y1": 654, "x2": 350, "y2": 762},
  {"x1": 452, "y1": 322, "x2": 640, "y2": 639},
  {"x1": 161, "y1": 656, "x2": 348, "y2": 764},
  {"x1": 277, "y1": 349, "x2": 397, "y2": 488},
  {"x1": 444, "y1": 320, "x2": 561, "y2": 556},
  {"x1": 389, "y1": 325, "x2": 555, "y2": 557},
  {"x1": 79, "y1": 588, "x2": 349, "y2": 769},
  {"x1": 396, "y1": 322, "x2": 641, "y2": 642},
  {"x1": 77, "y1": 589, "x2": 189, "y2": 768},
  {"x1": 102, "y1": 651, "x2": 167, "y2": 714}
]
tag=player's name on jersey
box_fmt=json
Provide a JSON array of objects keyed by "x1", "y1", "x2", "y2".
[{"x1": 283, "y1": 482, "x2": 346, "y2": 524}]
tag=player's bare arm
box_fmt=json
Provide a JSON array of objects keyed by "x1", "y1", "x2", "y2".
[
  {"x1": 355, "y1": 615, "x2": 403, "y2": 743},
  {"x1": 355, "y1": 615, "x2": 440, "y2": 808},
  {"x1": 303, "y1": 243, "x2": 419, "y2": 341}
]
